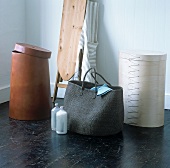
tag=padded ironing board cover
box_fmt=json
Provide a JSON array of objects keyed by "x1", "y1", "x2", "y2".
[{"x1": 74, "y1": 0, "x2": 99, "y2": 82}]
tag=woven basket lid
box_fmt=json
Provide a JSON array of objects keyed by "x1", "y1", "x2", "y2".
[{"x1": 13, "y1": 43, "x2": 51, "y2": 59}]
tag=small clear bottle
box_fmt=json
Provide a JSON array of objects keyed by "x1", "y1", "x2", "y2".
[
  {"x1": 51, "y1": 103, "x2": 60, "y2": 131},
  {"x1": 56, "y1": 106, "x2": 67, "y2": 134}
]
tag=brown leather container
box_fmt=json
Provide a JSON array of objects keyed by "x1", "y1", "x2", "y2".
[{"x1": 9, "y1": 43, "x2": 52, "y2": 120}]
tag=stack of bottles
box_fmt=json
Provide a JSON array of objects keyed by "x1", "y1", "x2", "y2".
[{"x1": 51, "y1": 103, "x2": 67, "y2": 134}]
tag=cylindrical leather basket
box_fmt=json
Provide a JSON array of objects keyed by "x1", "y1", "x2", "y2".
[{"x1": 9, "y1": 43, "x2": 52, "y2": 120}]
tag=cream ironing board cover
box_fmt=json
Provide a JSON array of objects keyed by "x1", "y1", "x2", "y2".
[{"x1": 74, "y1": 0, "x2": 99, "y2": 82}]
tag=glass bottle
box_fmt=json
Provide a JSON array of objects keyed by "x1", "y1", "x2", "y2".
[
  {"x1": 51, "y1": 103, "x2": 60, "y2": 131},
  {"x1": 56, "y1": 106, "x2": 67, "y2": 134}
]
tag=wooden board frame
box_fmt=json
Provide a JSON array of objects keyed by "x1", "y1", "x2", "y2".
[
  {"x1": 57, "y1": 0, "x2": 87, "y2": 81},
  {"x1": 53, "y1": 0, "x2": 87, "y2": 103}
]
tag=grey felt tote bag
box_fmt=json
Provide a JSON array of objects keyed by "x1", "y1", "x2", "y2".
[{"x1": 64, "y1": 68, "x2": 124, "y2": 136}]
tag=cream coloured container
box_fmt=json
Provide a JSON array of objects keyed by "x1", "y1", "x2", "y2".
[{"x1": 119, "y1": 50, "x2": 167, "y2": 127}]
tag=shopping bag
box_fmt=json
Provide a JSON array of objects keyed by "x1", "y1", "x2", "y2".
[{"x1": 64, "y1": 68, "x2": 124, "y2": 136}]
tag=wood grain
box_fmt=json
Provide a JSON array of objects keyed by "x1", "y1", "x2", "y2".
[{"x1": 57, "y1": 0, "x2": 87, "y2": 81}]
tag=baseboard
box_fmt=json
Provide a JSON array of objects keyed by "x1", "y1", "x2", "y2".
[
  {"x1": 165, "y1": 93, "x2": 170, "y2": 110},
  {"x1": 50, "y1": 83, "x2": 66, "y2": 99},
  {"x1": 0, "y1": 85, "x2": 10, "y2": 104}
]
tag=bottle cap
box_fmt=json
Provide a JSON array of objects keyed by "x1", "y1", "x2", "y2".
[{"x1": 60, "y1": 106, "x2": 64, "y2": 110}]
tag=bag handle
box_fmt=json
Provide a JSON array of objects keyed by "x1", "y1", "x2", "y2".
[
  {"x1": 91, "y1": 72, "x2": 112, "y2": 86},
  {"x1": 81, "y1": 68, "x2": 98, "y2": 98}
]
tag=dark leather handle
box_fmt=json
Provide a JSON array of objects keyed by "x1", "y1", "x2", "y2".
[
  {"x1": 81, "y1": 68, "x2": 97, "y2": 98},
  {"x1": 91, "y1": 72, "x2": 112, "y2": 86},
  {"x1": 82, "y1": 68, "x2": 97, "y2": 90}
]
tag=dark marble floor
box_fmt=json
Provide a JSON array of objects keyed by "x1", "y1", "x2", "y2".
[{"x1": 0, "y1": 100, "x2": 170, "y2": 168}]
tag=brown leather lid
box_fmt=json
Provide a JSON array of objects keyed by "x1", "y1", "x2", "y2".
[{"x1": 13, "y1": 43, "x2": 51, "y2": 59}]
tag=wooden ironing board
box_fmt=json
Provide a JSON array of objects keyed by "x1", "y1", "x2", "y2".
[{"x1": 53, "y1": 0, "x2": 87, "y2": 103}]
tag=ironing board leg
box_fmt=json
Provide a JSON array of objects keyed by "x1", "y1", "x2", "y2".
[
  {"x1": 78, "y1": 49, "x2": 83, "y2": 80},
  {"x1": 52, "y1": 71, "x2": 61, "y2": 104}
]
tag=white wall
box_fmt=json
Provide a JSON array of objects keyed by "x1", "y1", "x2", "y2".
[
  {"x1": 25, "y1": 0, "x2": 41, "y2": 46},
  {"x1": 1, "y1": 0, "x2": 170, "y2": 109},
  {"x1": 95, "y1": 0, "x2": 170, "y2": 109},
  {"x1": 0, "y1": 0, "x2": 26, "y2": 103},
  {"x1": 25, "y1": 0, "x2": 64, "y2": 98},
  {"x1": 28, "y1": 0, "x2": 169, "y2": 108}
]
